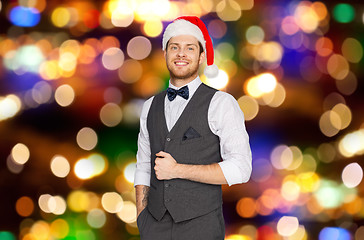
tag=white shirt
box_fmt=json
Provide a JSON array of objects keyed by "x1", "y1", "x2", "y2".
[{"x1": 134, "y1": 77, "x2": 252, "y2": 186}]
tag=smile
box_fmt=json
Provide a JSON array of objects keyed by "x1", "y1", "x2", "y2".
[{"x1": 174, "y1": 61, "x2": 189, "y2": 66}]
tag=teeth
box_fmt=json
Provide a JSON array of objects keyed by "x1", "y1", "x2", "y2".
[{"x1": 175, "y1": 62, "x2": 188, "y2": 66}]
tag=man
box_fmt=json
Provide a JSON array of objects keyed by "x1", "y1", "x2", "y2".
[{"x1": 134, "y1": 16, "x2": 252, "y2": 240}]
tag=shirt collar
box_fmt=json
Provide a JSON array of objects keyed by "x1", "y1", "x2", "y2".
[{"x1": 168, "y1": 76, "x2": 202, "y2": 98}]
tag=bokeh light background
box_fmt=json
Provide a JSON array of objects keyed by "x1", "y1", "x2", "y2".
[{"x1": 0, "y1": 0, "x2": 364, "y2": 239}]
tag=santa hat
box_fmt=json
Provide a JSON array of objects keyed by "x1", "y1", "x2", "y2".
[{"x1": 162, "y1": 16, "x2": 219, "y2": 78}]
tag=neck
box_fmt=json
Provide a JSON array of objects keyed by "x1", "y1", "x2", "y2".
[{"x1": 170, "y1": 74, "x2": 198, "y2": 88}]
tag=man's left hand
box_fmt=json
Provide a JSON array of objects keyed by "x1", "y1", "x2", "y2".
[{"x1": 154, "y1": 151, "x2": 178, "y2": 180}]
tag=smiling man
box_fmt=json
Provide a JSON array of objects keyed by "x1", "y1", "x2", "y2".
[{"x1": 134, "y1": 16, "x2": 252, "y2": 240}]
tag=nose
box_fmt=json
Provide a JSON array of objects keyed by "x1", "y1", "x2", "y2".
[{"x1": 177, "y1": 48, "x2": 186, "y2": 57}]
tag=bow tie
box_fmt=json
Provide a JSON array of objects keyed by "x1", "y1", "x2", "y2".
[{"x1": 166, "y1": 86, "x2": 189, "y2": 101}]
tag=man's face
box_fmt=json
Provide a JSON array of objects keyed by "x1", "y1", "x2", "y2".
[{"x1": 164, "y1": 35, "x2": 205, "y2": 82}]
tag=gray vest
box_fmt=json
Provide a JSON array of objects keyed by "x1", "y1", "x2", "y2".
[{"x1": 146, "y1": 83, "x2": 223, "y2": 223}]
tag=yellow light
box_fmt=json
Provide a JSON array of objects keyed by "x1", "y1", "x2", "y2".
[
  {"x1": 39, "y1": 60, "x2": 60, "y2": 80},
  {"x1": 225, "y1": 234, "x2": 251, "y2": 240},
  {"x1": 31, "y1": 221, "x2": 50, "y2": 240},
  {"x1": 50, "y1": 155, "x2": 70, "y2": 178},
  {"x1": 67, "y1": 190, "x2": 90, "y2": 212},
  {"x1": 101, "y1": 192, "x2": 124, "y2": 213},
  {"x1": 11, "y1": 143, "x2": 30, "y2": 165},
  {"x1": 143, "y1": 19, "x2": 163, "y2": 37},
  {"x1": 245, "y1": 73, "x2": 277, "y2": 98},
  {"x1": 338, "y1": 130, "x2": 364, "y2": 157},
  {"x1": 123, "y1": 162, "x2": 136, "y2": 183},
  {"x1": 216, "y1": 0, "x2": 242, "y2": 21},
  {"x1": 294, "y1": 3, "x2": 319, "y2": 33},
  {"x1": 237, "y1": 95, "x2": 259, "y2": 121},
  {"x1": 51, "y1": 7, "x2": 71, "y2": 28},
  {"x1": 116, "y1": 201, "x2": 137, "y2": 223},
  {"x1": 203, "y1": 69, "x2": 229, "y2": 90},
  {"x1": 281, "y1": 180, "x2": 300, "y2": 201},
  {"x1": 55, "y1": 84, "x2": 75, "y2": 107},
  {"x1": 50, "y1": 219, "x2": 69, "y2": 239},
  {"x1": 0, "y1": 94, "x2": 22, "y2": 121},
  {"x1": 296, "y1": 172, "x2": 320, "y2": 192}
]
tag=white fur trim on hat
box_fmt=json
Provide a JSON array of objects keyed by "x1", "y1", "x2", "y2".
[
  {"x1": 204, "y1": 64, "x2": 219, "y2": 78},
  {"x1": 162, "y1": 19, "x2": 206, "y2": 51}
]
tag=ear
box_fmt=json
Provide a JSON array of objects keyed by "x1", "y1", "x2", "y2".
[
  {"x1": 199, "y1": 51, "x2": 206, "y2": 65},
  {"x1": 164, "y1": 50, "x2": 167, "y2": 59}
]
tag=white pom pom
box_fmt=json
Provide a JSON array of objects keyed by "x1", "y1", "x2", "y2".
[{"x1": 204, "y1": 64, "x2": 219, "y2": 78}]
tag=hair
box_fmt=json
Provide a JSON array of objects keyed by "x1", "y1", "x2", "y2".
[{"x1": 166, "y1": 40, "x2": 204, "y2": 56}]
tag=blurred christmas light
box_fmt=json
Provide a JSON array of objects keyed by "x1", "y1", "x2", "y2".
[
  {"x1": 208, "y1": 19, "x2": 227, "y2": 39},
  {"x1": 50, "y1": 155, "x2": 71, "y2": 178},
  {"x1": 0, "y1": 232, "x2": 15, "y2": 240},
  {"x1": 9, "y1": 6, "x2": 41, "y2": 27},
  {"x1": 15, "y1": 196, "x2": 34, "y2": 217},
  {"x1": 101, "y1": 192, "x2": 123, "y2": 213},
  {"x1": 116, "y1": 201, "x2": 137, "y2": 223},
  {"x1": 0, "y1": 94, "x2": 21, "y2": 121},
  {"x1": 246, "y1": 26, "x2": 265, "y2": 45},
  {"x1": 203, "y1": 69, "x2": 229, "y2": 90},
  {"x1": 54, "y1": 84, "x2": 75, "y2": 107},
  {"x1": 319, "y1": 227, "x2": 351, "y2": 240},
  {"x1": 127, "y1": 36, "x2": 152, "y2": 60},
  {"x1": 237, "y1": 95, "x2": 259, "y2": 121},
  {"x1": 4, "y1": 45, "x2": 44, "y2": 73},
  {"x1": 294, "y1": 2, "x2": 320, "y2": 33},
  {"x1": 102, "y1": 47, "x2": 125, "y2": 70},
  {"x1": 216, "y1": 0, "x2": 242, "y2": 21},
  {"x1": 236, "y1": 197, "x2": 257, "y2": 218},
  {"x1": 11, "y1": 143, "x2": 30, "y2": 165},
  {"x1": 277, "y1": 216, "x2": 299, "y2": 237},
  {"x1": 118, "y1": 59, "x2": 143, "y2": 84},
  {"x1": 333, "y1": 4, "x2": 355, "y2": 23},
  {"x1": 76, "y1": 127, "x2": 98, "y2": 151},
  {"x1": 338, "y1": 130, "x2": 364, "y2": 158},
  {"x1": 103, "y1": 87, "x2": 122, "y2": 103},
  {"x1": 342, "y1": 163, "x2": 363, "y2": 188},
  {"x1": 341, "y1": 38, "x2": 363, "y2": 63},
  {"x1": 100, "y1": 103, "x2": 123, "y2": 127},
  {"x1": 142, "y1": 19, "x2": 163, "y2": 37},
  {"x1": 87, "y1": 209, "x2": 106, "y2": 228},
  {"x1": 50, "y1": 219, "x2": 69, "y2": 239},
  {"x1": 245, "y1": 73, "x2": 277, "y2": 98}
]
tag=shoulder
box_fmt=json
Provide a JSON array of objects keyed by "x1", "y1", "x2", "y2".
[
  {"x1": 140, "y1": 96, "x2": 155, "y2": 118},
  {"x1": 211, "y1": 90, "x2": 239, "y2": 105}
]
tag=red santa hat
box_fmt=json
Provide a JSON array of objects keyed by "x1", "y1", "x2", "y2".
[{"x1": 162, "y1": 16, "x2": 219, "y2": 78}]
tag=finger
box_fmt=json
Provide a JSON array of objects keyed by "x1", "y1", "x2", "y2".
[{"x1": 156, "y1": 151, "x2": 168, "y2": 157}]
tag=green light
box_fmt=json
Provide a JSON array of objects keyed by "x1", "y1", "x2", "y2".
[
  {"x1": 333, "y1": 4, "x2": 355, "y2": 23},
  {"x1": 0, "y1": 232, "x2": 16, "y2": 240}
]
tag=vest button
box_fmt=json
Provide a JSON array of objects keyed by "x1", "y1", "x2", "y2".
[
  {"x1": 165, "y1": 199, "x2": 171, "y2": 203},
  {"x1": 165, "y1": 183, "x2": 170, "y2": 187},
  {"x1": 166, "y1": 137, "x2": 171, "y2": 142}
]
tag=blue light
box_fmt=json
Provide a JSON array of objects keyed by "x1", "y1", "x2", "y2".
[
  {"x1": 9, "y1": 6, "x2": 40, "y2": 27},
  {"x1": 319, "y1": 227, "x2": 351, "y2": 240}
]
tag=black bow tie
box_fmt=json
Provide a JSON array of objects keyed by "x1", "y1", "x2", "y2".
[{"x1": 166, "y1": 86, "x2": 189, "y2": 101}]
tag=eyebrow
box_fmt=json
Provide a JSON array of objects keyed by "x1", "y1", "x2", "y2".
[{"x1": 168, "y1": 43, "x2": 198, "y2": 48}]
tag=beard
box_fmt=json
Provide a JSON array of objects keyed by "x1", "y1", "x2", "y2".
[{"x1": 166, "y1": 59, "x2": 200, "y2": 81}]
